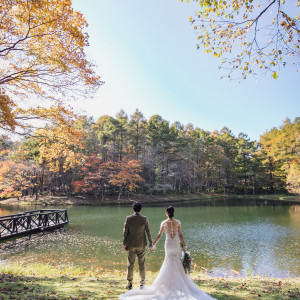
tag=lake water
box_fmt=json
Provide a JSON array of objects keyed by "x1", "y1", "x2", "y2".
[{"x1": 0, "y1": 199, "x2": 299, "y2": 278}]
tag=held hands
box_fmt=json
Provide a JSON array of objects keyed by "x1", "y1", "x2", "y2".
[
  {"x1": 183, "y1": 246, "x2": 187, "y2": 253},
  {"x1": 149, "y1": 245, "x2": 156, "y2": 252}
]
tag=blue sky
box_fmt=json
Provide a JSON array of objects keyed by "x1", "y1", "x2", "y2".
[{"x1": 72, "y1": 0, "x2": 299, "y2": 141}]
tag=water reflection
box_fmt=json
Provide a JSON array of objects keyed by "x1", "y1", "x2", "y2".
[
  {"x1": 0, "y1": 202, "x2": 299, "y2": 278},
  {"x1": 0, "y1": 207, "x2": 13, "y2": 216}
]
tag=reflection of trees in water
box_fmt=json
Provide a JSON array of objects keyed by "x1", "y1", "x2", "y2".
[
  {"x1": 268, "y1": 205, "x2": 300, "y2": 277},
  {"x1": 289, "y1": 205, "x2": 300, "y2": 213},
  {"x1": 0, "y1": 227, "x2": 132, "y2": 271},
  {"x1": 289, "y1": 205, "x2": 300, "y2": 227},
  {"x1": 0, "y1": 208, "x2": 13, "y2": 216}
]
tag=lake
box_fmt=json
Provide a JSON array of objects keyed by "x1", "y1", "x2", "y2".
[{"x1": 0, "y1": 199, "x2": 299, "y2": 278}]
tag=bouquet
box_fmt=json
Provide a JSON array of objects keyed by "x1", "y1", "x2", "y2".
[{"x1": 181, "y1": 250, "x2": 193, "y2": 274}]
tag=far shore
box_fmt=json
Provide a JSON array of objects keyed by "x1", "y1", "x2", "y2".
[{"x1": 0, "y1": 193, "x2": 299, "y2": 207}]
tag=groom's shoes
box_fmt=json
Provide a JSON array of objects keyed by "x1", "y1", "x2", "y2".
[{"x1": 126, "y1": 283, "x2": 132, "y2": 290}]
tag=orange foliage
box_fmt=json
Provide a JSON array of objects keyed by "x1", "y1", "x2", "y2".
[
  {"x1": 33, "y1": 103, "x2": 86, "y2": 172},
  {"x1": 106, "y1": 158, "x2": 144, "y2": 192},
  {"x1": 0, "y1": 90, "x2": 17, "y2": 130},
  {"x1": 72, "y1": 155, "x2": 109, "y2": 194},
  {"x1": 0, "y1": 161, "x2": 33, "y2": 199},
  {"x1": 286, "y1": 164, "x2": 300, "y2": 195},
  {"x1": 72, "y1": 180, "x2": 90, "y2": 194},
  {"x1": 72, "y1": 156, "x2": 144, "y2": 199},
  {"x1": 0, "y1": 0, "x2": 102, "y2": 130}
]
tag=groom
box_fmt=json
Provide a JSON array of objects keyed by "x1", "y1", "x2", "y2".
[{"x1": 123, "y1": 201, "x2": 153, "y2": 290}]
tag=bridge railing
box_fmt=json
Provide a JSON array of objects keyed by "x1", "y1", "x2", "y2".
[{"x1": 0, "y1": 209, "x2": 68, "y2": 240}]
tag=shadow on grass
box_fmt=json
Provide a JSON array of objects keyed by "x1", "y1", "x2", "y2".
[
  {"x1": 194, "y1": 277, "x2": 300, "y2": 300},
  {"x1": 0, "y1": 273, "x2": 125, "y2": 299},
  {"x1": 1, "y1": 272, "x2": 299, "y2": 300},
  {"x1": 0, "y1": 273, "x2": 60, "y2": 300}
]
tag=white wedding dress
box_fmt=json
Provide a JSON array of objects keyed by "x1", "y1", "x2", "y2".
[{"x1": 119, "y1": 219, "x2": 216, "y2": 300}]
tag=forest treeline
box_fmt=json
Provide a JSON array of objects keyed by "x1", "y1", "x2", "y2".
[{"x1": 0, "y1": 108, "x2": 299, "y2": 201}]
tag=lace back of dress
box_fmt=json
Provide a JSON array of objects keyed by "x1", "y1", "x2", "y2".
[{"x1": 164, "y1": 220, "x2": 180, "y2": 238}]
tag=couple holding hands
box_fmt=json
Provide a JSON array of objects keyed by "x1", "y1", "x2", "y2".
[{"x1": 119, "y1": 202, "x2": 216, "y2": 300}]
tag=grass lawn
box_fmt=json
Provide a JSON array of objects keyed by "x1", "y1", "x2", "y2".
[{"x1": 0, "y1": 263, "x2": 299, "y2": 299}]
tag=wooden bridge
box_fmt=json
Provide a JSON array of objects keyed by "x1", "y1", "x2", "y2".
[{"x1": 0, "y1": 209, "x2": 69, "y2": 241}]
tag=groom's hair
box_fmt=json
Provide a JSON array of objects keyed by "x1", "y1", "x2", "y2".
[{"x1": 133, "y1": 201, "x2": 142, "y2": 212}]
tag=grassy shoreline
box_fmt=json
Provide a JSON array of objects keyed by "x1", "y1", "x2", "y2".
[
  {"x1": 0, "y1": 263, "x2": 299, "y2": 299},
  {"x1": 1, "y1": 193, "x2": 299, "y2": 207}
]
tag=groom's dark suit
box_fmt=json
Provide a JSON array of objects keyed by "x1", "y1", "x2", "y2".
[{"x1": 123, "y1": 212, "x2": 153, "y2": 285}]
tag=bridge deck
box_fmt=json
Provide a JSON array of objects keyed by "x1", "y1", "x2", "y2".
[{"x1": 0, "y1": 209, "x2": 69, "y2": 241}]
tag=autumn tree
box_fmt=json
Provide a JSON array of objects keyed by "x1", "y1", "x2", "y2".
[
  {"x1": 72, "y1": 155, "x2": 110, "y2": 202},
  {"x1": 0, "y1": 161, "x2": 34, "y2": 199},
  {"x1": 258, "y1": 117, "x2": 300, "y2": 193},
  {"x1": 0, "y1": 135, "x2": 14, "y2": 159},
  {"x1": 10, "y1": 105, "x2": 88, "y2": 199},
  {"x1": 36, "y1": 130, "x2": 84, "y2": 195},
  {"x1": 14, "y1": 103, "x2": 87, "y2": 197},
  {"x1": 286, "y1": 164, "x2": 300, "y2": 194},
  {"x1": 107, "y1": 158, "x2": 144, "y2": 200},
  {"x1": 0, "y1": 0, "x2": 102, "y2": 131},
  {"x1": 0, "y1": 90, "x2": 18, "y2": 130},
  {"x1": 188, "y1": 0, "x2": 300, "y2": 79}
]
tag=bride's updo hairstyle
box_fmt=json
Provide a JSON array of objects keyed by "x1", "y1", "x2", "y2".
[{"x1": 166, "y1": 206, "x2": 174, "y2": 218}]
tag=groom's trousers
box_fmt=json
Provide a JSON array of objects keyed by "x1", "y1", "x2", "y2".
[{"x1": 127, "y1": 247, "x2": 146, "y2": 285}]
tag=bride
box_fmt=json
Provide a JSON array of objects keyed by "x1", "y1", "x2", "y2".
[{"x1": 119, "y1": 206, "x2": 217, "y2": 300}]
